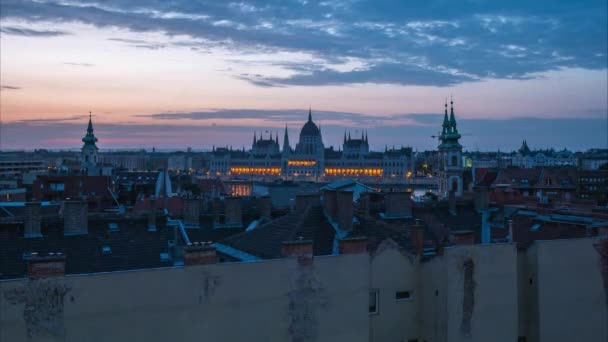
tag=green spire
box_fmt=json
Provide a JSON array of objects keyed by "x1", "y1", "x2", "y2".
[
  {"x1": 82, "y1": 111, "x2": 98, "y2": 147},
  {"x1": 449, "y1": 97, "x2": 457, "y2": 133}
]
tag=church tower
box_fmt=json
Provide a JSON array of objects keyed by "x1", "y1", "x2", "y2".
[
  {"x1": 81, "y1": 111, "x2": 99, "y2": 175},
  {"x1": 438, "y1": 99, "x2": 463, "y2": 197}
]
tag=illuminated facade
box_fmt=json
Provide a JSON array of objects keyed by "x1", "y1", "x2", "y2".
[{"x1": 209, "y1": 108, "x2": 413, "y2": 180}]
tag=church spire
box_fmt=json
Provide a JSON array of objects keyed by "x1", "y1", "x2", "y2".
[
  {"x1": 449, "y1": 96, "x2": 457, "y2": 133},
  {"x1": 343, "y1": 130, "x2": 347, "y2": 143},
  {"x1": 253, "y1": 131, "x2": 257, "y2": 145},
  {"x1": 82, "y1": 111, "x2": 98, "y2": 148},
  {"x1": 308, "y1": 106, "x2": 312, "y2": 122},
  {"x1": 282, "y1": 124, "x2": 291, "y2": 154},
  {"x1": 87, "y1": 111, "x2": 94, "y2": 134}
]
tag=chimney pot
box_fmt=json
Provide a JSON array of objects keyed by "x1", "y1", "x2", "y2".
[
  {"x1": 281, "y1": 239, "x2": 313, "y2": 265},
  {"x1": 184, "y1": 244, "x2": 217, "y2": 266},
  {"x1": 338, "y1": 236, "x2": 368, "y2": 254},
  {"x1": 27, "y1": 254, "x2": 66, "y2": 279}
]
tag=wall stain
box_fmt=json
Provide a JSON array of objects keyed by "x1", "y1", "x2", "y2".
[
  {"x1": 286, "y1": 260, "x2": 329, "y2": 342},
  {"x1": 3, "y1": 278, "x2": 71, "y2": 340},
  {"x1": 199, "y1": 271, "x2": 220, "y2": 304},
  {"x1": 461, "y1": 258, "x2": 475, "y2": 337}
]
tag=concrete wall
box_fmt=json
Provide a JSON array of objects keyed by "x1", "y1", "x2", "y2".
[
  {"x1": 2, "y1": 238, "x2": 605, "y2": 342},
  {"x1": 529, "y1": 238, "x2": 607, "y2": 342},
  {"x1": 369, "y1": 240, "x2": 418, "y2": 342},
  {"x1": 1, "y1": 254, "x2": 370, "y2": 342},
  {"x1": 443, "y1": 243, "x2": 519, "y2": 342},
  {"x1": 420, "y1": 243, "x2": 518, "y2": 342}
]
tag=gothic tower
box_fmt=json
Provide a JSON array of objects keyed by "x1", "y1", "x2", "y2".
[{"x1": 438, "y1": 99, "x2": 463, "y2": 197}]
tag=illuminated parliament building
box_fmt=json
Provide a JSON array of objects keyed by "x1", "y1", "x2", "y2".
[{"x1": 209, "y1": 108, "x2": 414, "y2": 180}]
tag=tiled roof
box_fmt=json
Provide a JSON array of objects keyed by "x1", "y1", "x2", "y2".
[
  {"x1": 0, "y1": 215, "x2": 175, "y2": 280},
  {"x1": 220, "y1": 204, "x2": 335, "y2": 259}
]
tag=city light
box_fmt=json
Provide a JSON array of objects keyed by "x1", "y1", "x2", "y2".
[
  {"x1": 230, "y1": 167, "x2": 281, "y2": 175},
  {"x1": 288, "y1": 160, "x2": 317, "y2": 167},
  {"x1": 324, "y1": 168, "x2": 383, "y2": 177}
]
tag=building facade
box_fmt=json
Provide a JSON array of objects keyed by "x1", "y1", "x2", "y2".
[{"x1": 209, "y1": 109, "x2": 413, "y2": 181}]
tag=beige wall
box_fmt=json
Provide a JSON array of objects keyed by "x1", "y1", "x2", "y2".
[
  {"x1": 2, "y1": 238, "x2": 606, "y2": 342},
  {"x1": 369, "y1": 240, "x2": 419, "y2": 342},
  {"x1": 1, "y1": 254, "x2": 370, "y2": 342},
  {"x1": 444, "y1": 243, "x2": 519, "y2": 342},
  {"x1": 529, "y1": 238, "x2": 607, "y2": 342}
]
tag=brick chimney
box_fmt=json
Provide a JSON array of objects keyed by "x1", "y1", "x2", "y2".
[
  {"x1": 384, "y1": 191, "x2": 413, "y2": 218},
  {"x1": 24, "y1": 202, "x2": 42, "y2": 238},
  {"x1": 339, "y1": 236, "x2": 368, "y2": 254},
  {"x1": 473, "y1": 186, "x2": 490, "y2": 212},
  {"x1": 183, "y1": 197, "x2": 201, "y2": 228},
  {"x1": 337, "y1": 191, "x2": 354, "y2": 231},
  {"x1": 448, "y1": 190, "x2": 456, "y2": 216},
  {"x1": 63, "y1": 201, "x2": 88, "y2": 235},
  {"x1": 357, "y1": 192, "x2": 371, "y2": 218},
  {"x1": 451, "y1": 231, "x2": 475, "y2": 245},
  {"x1": 322, "y1": 190, "x2": 338, "y2": 220},
  {"x1": 410, "y1": 219, "x2": 425, "y2": 256},
  {"x1": 27, "y1": 253, "x2": 66, "y2": 278},
  {"x1": 212, "y1": 198, "x2": 222, "y2": 227},
  {"x1": 184, "y1": 242, "x2": 217, "y2": 266},
  {"x1": 148, "y1": 197, "x2": 157, "y2": 231},
  {"x1": 224, "y1": 196, "x2": 242, "y2": 227},
  {"x1": 295, "y1": 192, "x2": 321, "y2": 211},
  {"x1": 281, "y1": 238, "x2": 313, "y2": 265},
  {"x1": 259, "y1": 195, "x2": 272, "y2": 221}
]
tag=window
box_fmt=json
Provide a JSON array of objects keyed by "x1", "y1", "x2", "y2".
[
  {"x1": 369, "y1": 290, "x2": 379, "y2": 314},
  {"x1": 396, "y1": 291, "x2": 412, "y2": 301},
  {"x1": 49, "y1": 183, "x2": 65, "y2": 191}
]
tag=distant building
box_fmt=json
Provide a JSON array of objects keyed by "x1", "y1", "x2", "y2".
[
  {"x1": 209, "y1": 108, "x2": 413, "y2": 180},
  {"x1": 511, "y1": 140, "x2": 578, "y2": 168}
]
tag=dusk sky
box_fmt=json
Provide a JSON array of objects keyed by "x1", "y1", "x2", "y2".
[{"x1": 0, "y1": 0, "x2": 606, "y2": 151}]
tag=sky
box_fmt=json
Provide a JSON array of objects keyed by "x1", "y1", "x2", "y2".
[{"x1": 0, "y1": 0, "x2": 606, "y2": 151}]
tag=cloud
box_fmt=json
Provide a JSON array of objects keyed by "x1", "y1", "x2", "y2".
[
  {"x1": 64, "y1": 62, "x2": 94, "y2": 67},
  {"x1": 0, "y1": 85, "x2": 21, "y2": 91},
  {"x1": 17, "y1": 115, "x2": 90, "y2": 123},
  {"x1": 0, "y1": 26, "x2": 70, "y2": 37},
  {"x1": 1, "y1": 0, "x2": 605, "y2": 87}
]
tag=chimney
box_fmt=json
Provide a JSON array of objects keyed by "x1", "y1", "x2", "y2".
[
  {"x1": 295, "y1": 192, "x2": 321, "y2": 211},
  {"x1": 322, "y1": 190, "x2": 338, "y2": 220},
  {"x1": 24, "y1": 202, "x2": 42, "y2": 238},
  {"x1": 212, "y1": 197, "x2": 222, "y2": 227},
  {"x1": 281, "y1": 238, "x2": 313, "y2": 265},
  {"x1": 451, "y1": 231, "x2": 475, "y2": 245},
  {"x1": 63, "y1": 201, "x2": 88, "y2": 235},
  {"x1": 448, "y1": 190, "x2": 456, "y2": 216},
  {"x1": 357, "y1": 192, "x2": 371, "y2": 218},
  {"x1": 411, "y1": 219, "x2": 425, "y2": 256},
  {"x1": 384, "y1": 191, "x2": 413, "y2": 218},
  {"x1": 339, "y1": 236, "x2": 368, "y2": 254},
  {"x1": 148, "y1": 197, "x2": 157, "y2": 231},
  {"x1": 224, "y1": 196, "x2": 243, "y2": 227},
  {"x1": 184, "y1": 243, "x2": 217, "y2": 266},
  {"x1": 337, "y1": 191, "x2": 354, "y2": 231},
  {"x1": 183, "y1": 197, "x2": 201, "y2": 228},
  {"x1": 473, "y1": 186, "x2": 490, "y2": 212},
  {"x1": 259, "y1": 195, "x2": 272, "y2": 221},
  {"x1": 27, "y1": 253, "x2": 66, "y2": 278}
]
